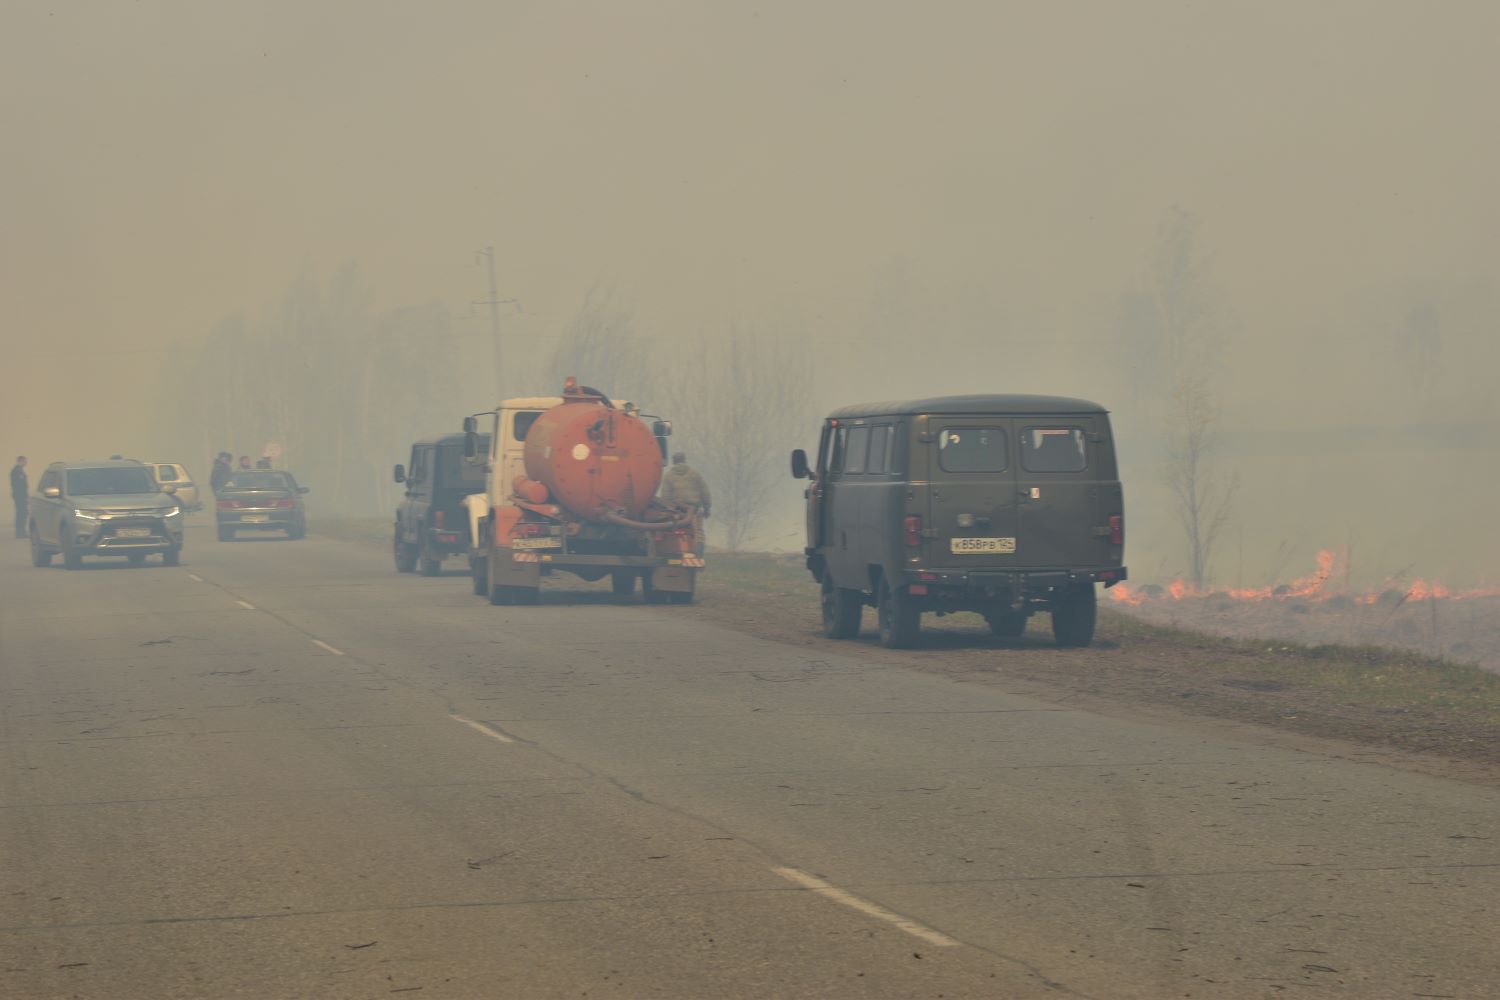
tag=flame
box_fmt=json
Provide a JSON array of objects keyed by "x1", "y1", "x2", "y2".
[{"x1": 1113, "y1": 549, "x2": 1500, "y2": 608}]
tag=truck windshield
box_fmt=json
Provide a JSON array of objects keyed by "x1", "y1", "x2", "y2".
[
  {"x1": 938, "y1": 427, "x2": 1008, "y2": 472},
  {"x1": 66, "y1": 467, "x2": 157, "y2": 495}
]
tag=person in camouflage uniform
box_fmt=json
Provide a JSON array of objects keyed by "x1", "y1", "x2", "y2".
[{"x1": 660, "y1": 452, "x2": 710, "y2": 554}]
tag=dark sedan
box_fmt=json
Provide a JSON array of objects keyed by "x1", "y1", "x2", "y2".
[{"x1": 216, "y1": 471, "x2": 309, "y2": 541}]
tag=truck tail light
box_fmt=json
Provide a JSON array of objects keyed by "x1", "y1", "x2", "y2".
[
  {"x1": 903, "y1": 515, "x2": 922, "y2": 547},
  {"x1": 1109, "y1": 514, "x2": 1124, "y2": 546}
]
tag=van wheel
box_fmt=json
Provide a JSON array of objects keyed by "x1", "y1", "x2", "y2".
[
  {"x1": 877, "y1": 579, "x2": 920, "y2": 649},
  {"x1": 821, "y1": 577, "x2": 862, "y2": 639},
  {"x1": 985, "y1": 611, "x2": 1027, "y2": 638},
  {"x1": 1051, "y1": 584, "x2": 1097, "y2": 647},
  {"x1": 611, "y1": 571, "x2": 636, "y2": 597},
  {"x1": 394, "y1": 531, "x2": 417, "y2": 572}
]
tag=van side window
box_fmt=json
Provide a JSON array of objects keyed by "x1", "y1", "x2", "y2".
[
  {"x1": 866, "y1": 425, "x2": 892, "y2": 474},
  {"x1": 938, "y1": 427, "x2": 1008, "y2": 472},
  {"x1": 1021, "y1": 427, "x2": 1087, "y2": 473},
  {"x1": 828, "y1": 426, "x2": 849, "y2": 474},
  {"x1": 844, "y1": 426, "x2": 871, "y2": 475}
]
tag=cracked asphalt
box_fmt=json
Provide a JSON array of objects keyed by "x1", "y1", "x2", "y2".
[{"x1": 2, "y1": 525, "x2": 1497, "y2": 998}]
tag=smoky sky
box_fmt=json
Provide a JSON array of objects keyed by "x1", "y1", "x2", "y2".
[{"x1": 3, "y1": 1, "x2": 1497, "y2": 582}]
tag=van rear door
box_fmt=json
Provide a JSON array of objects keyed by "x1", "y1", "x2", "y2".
[
  {"x1": 1013, "y1": 418, "x2": 1107, "y2": 569},
  {"x1": 923, "y1": 417, "x2": 1020, "y2": 570}
]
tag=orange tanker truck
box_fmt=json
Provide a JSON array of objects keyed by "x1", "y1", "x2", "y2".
[{"x1": 460, "y1": 378, "x2": 703, "y2": 605}]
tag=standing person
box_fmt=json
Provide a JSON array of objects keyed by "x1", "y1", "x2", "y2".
[
  {"x1": 210, "y1": 453, "x2": 232, "y2": 495},
  {"x1": 10, "y1": 456, "x2": 27, "y2": 539},
  {"x1": 660, "y1": 451, "x2": 710, "y2": 554}
]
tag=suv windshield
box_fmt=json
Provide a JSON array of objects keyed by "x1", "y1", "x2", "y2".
[
  {"x1": 224, "y1": 472, "x2": 294, "y2": 491},
  {"x1": 66, "y1": 467, "x2": 158, "y2": 495}
]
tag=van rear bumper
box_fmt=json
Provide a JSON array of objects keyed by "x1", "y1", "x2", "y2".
[{"x1": 903, "y1": 566, "x2": 1127, "y2": 603}]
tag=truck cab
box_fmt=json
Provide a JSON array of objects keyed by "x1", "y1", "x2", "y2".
[
  {"x1": 792, "y1": 394, "x2": 1126, "y2": 648},
  {"x1": 393, "y1": 432, "x2": 490, "y2": 575}
]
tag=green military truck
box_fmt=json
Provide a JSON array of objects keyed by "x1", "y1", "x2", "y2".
[{"x1": 791, "y1": 394, "x2": 1126, "y2": 648}]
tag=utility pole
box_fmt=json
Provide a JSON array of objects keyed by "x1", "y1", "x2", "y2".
[{"x1": 472, "y1": 246, "x2": 518, "y2": 400}]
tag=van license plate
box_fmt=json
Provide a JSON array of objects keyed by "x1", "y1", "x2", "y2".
[
  {"x1": 951, "y1": 537, "x2": 1015, "y2": 554},
  {"x1": 510, "y1": 537, "x2": 562, "y2": 550},
  {"x1": 116, "y1": 527, "x2": 151, "y2": 538}
]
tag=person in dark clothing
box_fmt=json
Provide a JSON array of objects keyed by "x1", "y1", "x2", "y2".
[
  {"x1": 10, "y1": 456, "x2": 28, "y2": 539},
  {"x1": 210, "y1": 453, "x2": 232, "y2": 495}
]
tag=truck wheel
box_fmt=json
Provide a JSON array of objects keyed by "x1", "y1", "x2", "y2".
[
  {"x1": 642, "y1": 573, "x2": 670, "y2": 605},
  {"x1": 985, "y1": 611, "x2": 1027, "y2": 638},
  {"x1": 470, "y1": 557, "x2": 487, "y2": 596},
  {"x1": 876, "y1": 578, "x2": 920, "y2": 649},
  {"x1": 394, "y1": 532, "x2": 417, "y2": 573},
  {"x1": 162, "y1": 547, "x2": 181, "y2": 567},
  {"x1": 821, "y1": 577, "x2": 862, "y2": 639},
  {"x1": 668, "y1": 579, "x2": 696, "y2": 605},
  {"x1": 1051, "y1": 584, "x2": 1097, "y2": 648},
  {"x1": 611, "y1": 571, "x2": 636, "y2": 597}
]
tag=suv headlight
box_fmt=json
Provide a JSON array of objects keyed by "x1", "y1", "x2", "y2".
[
  {"x1": 163, "y1": 506, "x2": 182, "y2": 518},
  {"x1": 72, "y1": 509, "x2": 103, "y2": 520}
]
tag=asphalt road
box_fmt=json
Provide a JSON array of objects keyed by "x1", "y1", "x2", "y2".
[{"x1": 2, "y1": 525, "x2": 1497, "y2": 999}]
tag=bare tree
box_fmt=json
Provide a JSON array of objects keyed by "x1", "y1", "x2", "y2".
[
  {"x1": 663, "y1": 326, "x2": 811, "y2": 552},
  {"x1": 546, "y1": 285, "x2": 654, "y2": 403},
  {"x1": 1140, "y1": 207, "x2": 1236, "y2": 589}
]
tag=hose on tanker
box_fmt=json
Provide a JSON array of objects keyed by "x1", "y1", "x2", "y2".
[
  {"x1": 600, "y1": 509, "x2": 694, "y2": 532},
  {"x1": 577, "y1": 385, "x2": 614, "y2": 407}
]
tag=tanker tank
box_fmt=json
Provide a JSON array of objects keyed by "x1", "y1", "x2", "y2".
[{"x1": 520, "y1": 381, "x2": 664, "y2": 523}]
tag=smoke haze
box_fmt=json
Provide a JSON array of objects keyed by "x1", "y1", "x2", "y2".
[{"x1": 4, "y1": 0, "x2": 1497, "y2": 584}]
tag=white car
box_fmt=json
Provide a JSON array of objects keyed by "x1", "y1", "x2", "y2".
[{"x1": 149, "y1": 463, "x2": 201, "y2": 510}]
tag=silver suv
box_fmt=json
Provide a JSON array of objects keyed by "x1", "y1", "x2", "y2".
[{"x1": 29, "y1": 460, "x2": 185, "y2": 569}]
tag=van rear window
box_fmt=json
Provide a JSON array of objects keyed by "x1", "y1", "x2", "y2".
[
  {"x1": 938, "y1": 428, "x2": 1007, "y2": 472},
  {"x1": 1021, "y1": 427, "x2": 1087, "y2": 472}
]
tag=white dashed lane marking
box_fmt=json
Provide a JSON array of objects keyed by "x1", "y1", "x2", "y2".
[
  {"x1": 773, "y1": 867, "x2": 961, "y2": 948},
  {"x1": 450, "y1": 715, "x2": 515, "y2": 744},
  {"x1": 188, "y1": 574, "x2": 203, "y2": 583},
  {"x1": 311, "y1": 639, "x2": 345, "y2": 656},
  {"x1": 235, "y1": 600, "x2": 256, "y2": 610}
]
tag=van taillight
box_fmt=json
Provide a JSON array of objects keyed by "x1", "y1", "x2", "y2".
[
  {"x1": 1109, "y1": 514, "x2": 1124, "y2": 546},
  {"x1": 903, "y1": 515, "x2": 922, "y2": 547}
]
